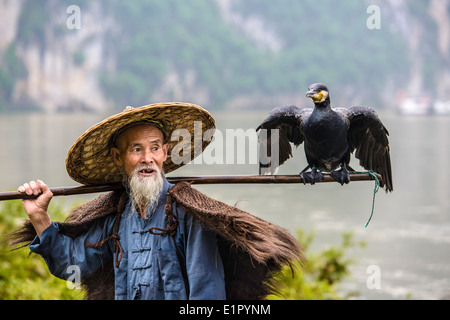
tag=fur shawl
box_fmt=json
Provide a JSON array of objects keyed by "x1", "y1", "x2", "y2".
[{"x1": 11, "y1": 181, "x2": 303, "y2": 300}]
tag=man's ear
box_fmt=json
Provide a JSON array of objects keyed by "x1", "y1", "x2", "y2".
[
  {"x1": 111, "y1": 147, "x2": 123, "y2": 166},
  {"x1": 162, "y1": 143, "x2": 169, "y2": 162}
]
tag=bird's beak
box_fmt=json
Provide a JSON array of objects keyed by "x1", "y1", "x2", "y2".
[
  {"x1": 306, "y1": 90, "x2": 325, "y2": 103},
  {"x1": 306, "y1": 90, "x2": 316, "y2": 98}
]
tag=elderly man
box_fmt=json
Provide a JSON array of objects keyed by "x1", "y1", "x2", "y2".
[{"x1": 14, "y1": 102, "x2": 301, "y2": 300}]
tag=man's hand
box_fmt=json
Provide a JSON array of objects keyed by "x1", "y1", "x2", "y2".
[{"x1": 18, "y1": 180, "x2": 53, "y2": 238}]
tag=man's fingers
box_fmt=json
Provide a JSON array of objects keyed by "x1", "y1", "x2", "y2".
[
  {"x1": 29, "y1": 180, "x2": 41, "y2": 196},
  {"x1": 36, "y1": 179, "x2": 45, "y2": 190},
  {"x1": 37, "y1": 180, "x2": 53, "y2": 197},
  {"x1": 17, "y1": 180, "x2": 52, "y2": 197},
  {"x1": 20, "y1": 182, "x2": 33, "y2": 195}
]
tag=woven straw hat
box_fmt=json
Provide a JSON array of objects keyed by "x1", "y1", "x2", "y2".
[{"x1": 66, "y1": 102, "x2": 215, "y2": 185}]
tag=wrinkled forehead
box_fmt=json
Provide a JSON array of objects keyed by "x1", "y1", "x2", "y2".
[
  {"x1": 113, "y1": 123, "x2": 166, "y2": 149},
  {"x1": 110, "y1": 121, "x2": 166, "y2": 148}
]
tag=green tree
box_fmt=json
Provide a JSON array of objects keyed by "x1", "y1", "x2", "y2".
[
  {"x1": 267, "y1": 229, "x2": 366, "y2": 300},
  {"x1": 0, "y1": 200, "x2": 84, "y2": 299}
]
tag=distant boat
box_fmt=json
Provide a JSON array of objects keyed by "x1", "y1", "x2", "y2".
[
  {"x1": 396, "y1": 97, "x2": 432, "y2": 115},
  {"x1": 433, "y1": 100, "x2": 450, "y2": 115},
  {"x1": 396, "y1": 90, "x2": 450, "y2": 116}
]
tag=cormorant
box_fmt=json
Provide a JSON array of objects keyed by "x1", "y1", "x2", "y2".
[{"x1": 257, "y1": 83, "x2": 393, "y2": 192}]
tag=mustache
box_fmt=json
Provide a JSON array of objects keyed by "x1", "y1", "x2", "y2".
[{"x1": 133, "y1": 164, "x2": 160, "y2": 175}]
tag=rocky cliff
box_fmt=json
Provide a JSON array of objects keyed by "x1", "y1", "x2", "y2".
[{"x1": 0, "y1": 0, "x2": 448, "y2": 113}]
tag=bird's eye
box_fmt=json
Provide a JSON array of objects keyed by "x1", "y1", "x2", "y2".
[{"x1": 317, "y1": 89, "x2": 322, "y2": 93}]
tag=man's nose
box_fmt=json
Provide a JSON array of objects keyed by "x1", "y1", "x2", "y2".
[{"x1": 141, "y1": 149, "x2": 154, "y2": 164}]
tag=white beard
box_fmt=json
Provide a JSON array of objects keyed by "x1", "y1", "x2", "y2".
[{"x1": 127, "y1": 165, "x2": 164, "y2": 217}]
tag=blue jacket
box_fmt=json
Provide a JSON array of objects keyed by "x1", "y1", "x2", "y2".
[{"x1": 29, "y1": 178, "x2": 226, "y2": 300}]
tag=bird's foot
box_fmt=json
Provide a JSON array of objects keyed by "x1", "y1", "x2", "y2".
[
  {"x1": 330, "y1": 166, "x2": 351, "y2": 185},
  {"x1": 300, "y1": 168, "x2": 324, "y2": 185}
]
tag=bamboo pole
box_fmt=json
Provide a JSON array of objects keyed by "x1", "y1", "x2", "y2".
[{"x1": 0, "y1": 173, "x2": 381, "y2": 201}]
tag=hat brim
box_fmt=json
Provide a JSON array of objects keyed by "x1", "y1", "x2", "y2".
[{"x1": 66, "y1": 102, "x2": 215, "y2": 185}]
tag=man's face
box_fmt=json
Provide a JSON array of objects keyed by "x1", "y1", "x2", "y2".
[{"x1": 111, "y1": 124, "x2": 169, "y2": 179}]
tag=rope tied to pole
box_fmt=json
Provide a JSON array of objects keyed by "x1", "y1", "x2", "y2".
[
  {"x1": 316, "y1": 169, "x2": 380, "y2": 227},
  {"x1": 353, "y1": 170, "x2": 380, "y2": 228}
]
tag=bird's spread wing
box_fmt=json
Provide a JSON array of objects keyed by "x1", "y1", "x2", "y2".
[
  {"x1": 338, "y1": 106, "x2": 393, "y2": 192},
  {"x1": 256, "y1": 105, "x2": 311, "y2": 174}
]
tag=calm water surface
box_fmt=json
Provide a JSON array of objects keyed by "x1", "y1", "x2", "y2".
[{"x1": 1, "y1": 111, "x2": 449, "y2": 299}]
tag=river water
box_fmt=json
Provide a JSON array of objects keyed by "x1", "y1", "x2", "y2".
[{"x1": 0, "y1": 110, "x2": 449, "y2": 300}]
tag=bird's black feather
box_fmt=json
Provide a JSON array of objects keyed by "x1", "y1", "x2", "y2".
[{"x1": 257, "y1": 106, "x2": 310, "y2": 174}]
